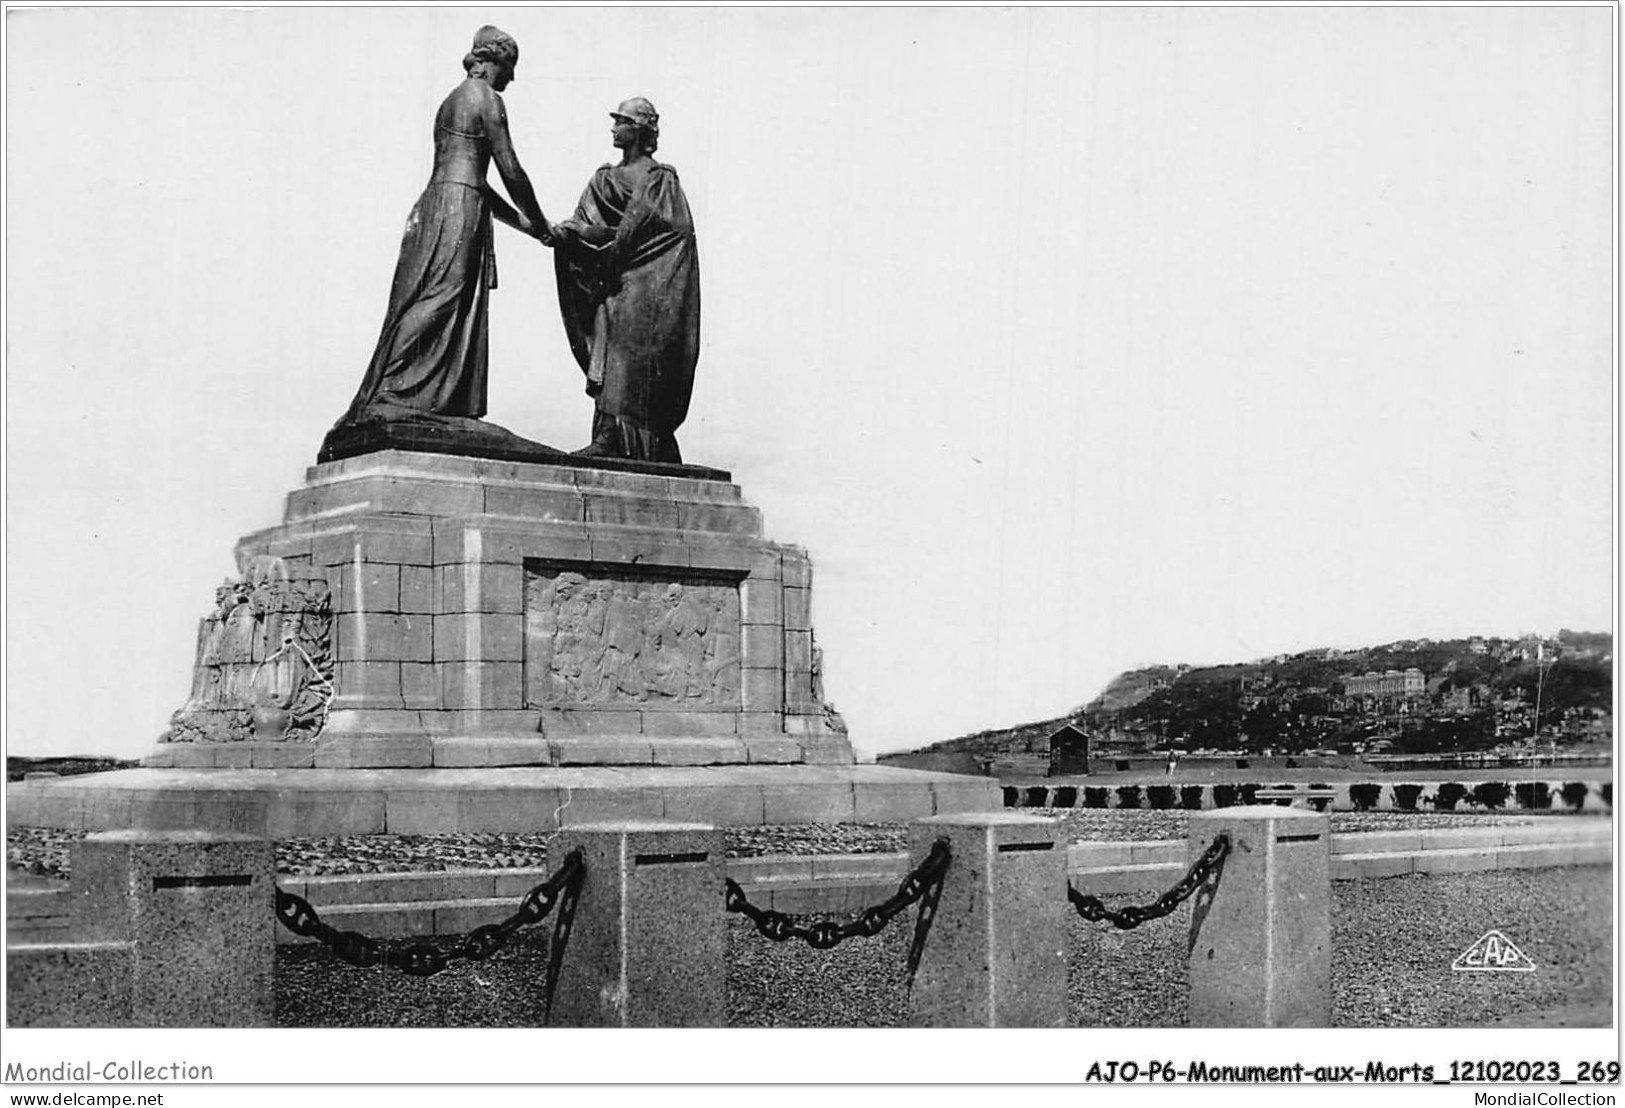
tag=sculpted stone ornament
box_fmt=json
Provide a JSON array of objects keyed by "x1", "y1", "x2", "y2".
[
  {"x1": 525, "y1": 570, "x2": 741, "y2": 709},
  {"x1": 319, "y1": 26, "x2": 559, "y2": 465},
  {"x1": 163, "y1": 557, "x2": 335, "y2": 744},
  {"x1": 554, "y1": 98, "x2": 702, "y2": 464}
]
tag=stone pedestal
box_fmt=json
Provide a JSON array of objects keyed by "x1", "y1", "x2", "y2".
[
  {"x1": 547, "y1": 822, "x2": 725, "y2": 1027},
  {"x1": 907, "y1": 812, "x2": 1068, "y2": 1028},
  {"x1": 8, "y1": 830, "x2": 274, "y2": 1028},
  {"x1": 1186, "y1": 806, "x2": 1331, "y2": 1028},
  {"x1": 151, "y1": 450, "x2": 853, "y2": 769}
]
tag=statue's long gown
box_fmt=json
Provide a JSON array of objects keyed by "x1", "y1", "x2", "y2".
[{"x1": 335, "y1": 111, "x2": 498, "y2": 427}]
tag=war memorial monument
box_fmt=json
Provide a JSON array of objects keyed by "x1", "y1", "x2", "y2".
[{"x1": 6, "y1": 27, "x2": 995, "y2": 840}]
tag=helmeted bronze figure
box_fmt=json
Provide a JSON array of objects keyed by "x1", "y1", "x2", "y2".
[
  {"x1": 330, "y1": 26, "x2": 549, "y2": 436},
  {"x1": 553, "y1": 98, "x2": 701, "y2": 463}
]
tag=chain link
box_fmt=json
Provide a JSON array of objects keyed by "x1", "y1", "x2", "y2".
[
  {"x1": 726, "y1": 837, "x2": 952, "y2": 969},
  {"x1": 1068, "y1": 832, "x2": 1230, "y2": 929},
  {"x1": 274, "y1": 848, "x2": 585, "y2": 977}
]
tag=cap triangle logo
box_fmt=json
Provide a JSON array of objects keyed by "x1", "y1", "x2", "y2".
[{"x1": 1452, "y1": 929, "x2": 1536, "y2": 972}]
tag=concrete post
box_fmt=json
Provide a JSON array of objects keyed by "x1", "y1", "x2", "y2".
[
  {"x1": 1187, "y1": 805, "x2": 1330, "y2": 1027},
  {"x1": 71, "y1": 829, "x2": 275, "y2": 1027},
  {"x1": 907, "y1": 812, "x2": 1067, "y2": 1028},
  {"x1": 547, "y1": 821, "x2": 725, "y2": 1027}
]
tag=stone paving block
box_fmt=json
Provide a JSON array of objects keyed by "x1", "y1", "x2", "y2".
[
  {"x1": 764, "y1": 784, "x2": 854, "y2": 824},
  {"x1": 211, "y1": 745, "x2": 254, "y2": 768},
  {"x1": 1128, "y1": 840, "x2": 1182, "y2": 864},
  {"x1": 744, "y1": 738, "x2": 801, "y2": 763},
  {"x1": 1419, "y1": 828, "x2": 1493, "y2": 851},
  {"x1": 484, "y1": 525, "x2": 593, "y2": 565},
  {"x1": 316, "y1": 903, "x2": 436, "y2": 941},
  {"x1": 1410, "y1": 847, "x2": 1497, "y2": 875},
  {"x1": 1070, "y1": 863, "x2": 1183, "y2": 896},
  {"x1": 385, "y1": 790, "x2": 462, "y2": 835},
  {"x1": 433, "y1": 613, "x2": 525, "y2": 662},
  {"x1": 313, "y1": 526, "x2": 435, "y2": 568},
  {"x1": 539, "y1": 708, "x2": 645, "y2": 735},
  {"x1": 1068, "y1": 843, "x2": 1135, "y2": 868},
  {"x1": 855, "y1": 784, "x2": 935, "y2": 823},
  {"x1": 398, "y1": 566, "x2": 435, "y2": 614},
  {"x1": 435, "y1": 563, "x2": 526, "y2": 614},
  {"x1": 649, "y1": 738, "x2": 749, "y2": 765},
  {"x1": 191, "y1": 794, "x2": 272, "y2": 836},
  {"x1": 783, "y1": 586, "x2": 811, "y2": 631},
  {"x1": 643, "y1": 712, "x2": 739, "y2": 738},
  {"x1": 322, "y1": 708, "x2": 426, "y2": 736},
  {"x1": 266, "y1": 791, "x2": 386, "y2": 838},
  {"x1": 6, "y1": 942, "x2": 136, "y2": 1027},
  {"x1": 430, "y1": 739, "x2": 493, "y2": 767},
  {"x1": 588, "y1": 533, "x2": 690, "y2": 569},
  {"x1": 314, "y1": 736, "x2": 433, "y2": 768},
  {"x1": 811, "y1": 853, "x2": 906, "y2": 881},
  {"x1": 400, "y1": 662, "x2": 443, "y2": 709},
  {"x1": 302, "y1": 871, "x2": 497, "y2": 908},
  {"x1": 1332, "y1": 830, "x2": 1422, "y2": 854},
  {"x1": 249, "y1": 744, "x2": 320, "y2": 769},
  {"x1": 492, "y1": 868, "x2": 556, "y2": 897},
  {"x1": 741, "y1": 624, "x2": 784, "y2": 668},
  {"x1": 784, "y1": 630, "x2": 813, "y2": 674},
  {"x1": 441, "y1": 662, "x2": 524, "y2": 709},
  {"x1": 458, "y1": 789, "x2": 566, "y2": 833},
  {"x1": 583, "y1": 494, "x2": 681, "y2": 530},
  {"x1": 681, "y1": 540, "x2": 761, "y2": 573},
  {"x1": 336, "y1": 613, "x2": 433, "y2": 663},
  {"x1": 780, "y1": 550, "x2": 811, "y2": 588},
  {"x1": 449, "y1": 710, "x2": 543, "y2": 735},
  {"x1": 554, "y1": 788, "x2": 665, "y2": 826},
  {"x1": 738, "y1": 712, "x2": 784, "y2": 736},
  {"x1": 741, "y1": 668, "x2": 784, "y2": 712},
  {"x1": 1332, "y1": 852, "x2": 1416, "y2": 879},
  {"x1": 338, "y1": 563, "x2": 400, "y2": 613},
  {"x1": 550, "y1": 737, "x2": 654, "y2": 765},
  {"x1": 434, "y1": 898, "x2": 525, "y2": 936},
  {"x1": 729, "y1": 857, "x2": 817, "y2": 883},
  {"x1": 660, "y1": 784, "x2": 766, "y2": 825},
  {"x1": 336, "y1": 661, "x2": 404, "y2": 706},
  {"x1": 675, "y1": 503, "x2": 761, "y2": 534},
  {"x1": 483, "y1": 485, "x2": 587, "y2": 522},
  {"x1": 159, "y1": 745, "x2": 219, "y2": 769},
  {"x1": 740, "y1": 578, "x2": 783, "y2": 624}
]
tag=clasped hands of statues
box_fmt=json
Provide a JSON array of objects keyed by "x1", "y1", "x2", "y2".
[{"x1": 514, "y1": 212, "x2": 609, "y2": 251}]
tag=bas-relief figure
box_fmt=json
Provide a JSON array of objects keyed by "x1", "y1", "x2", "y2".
[
  {"x1": 325, "y1": 26, "x2": 550, "y2": 444},
  {"x1": 163, "y1": 557, "x2": 335, "y2": 744},
  {"x1": 554, "y1": 98, "x2": 702, "y2": 464},
  {"x1": 525, "y1": 571, "x2": 740, "y2": 708}
]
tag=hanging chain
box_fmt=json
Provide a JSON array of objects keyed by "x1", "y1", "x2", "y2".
[
  {"x1": 274, "y1": 848, "x2": 585, "y2": 979},
  {"x1": 1068, "y1": 832, "x2": 1230, "y2": 929},
  {"x1": 726, "y1": 838, "x2": 952, "y2": 980}
]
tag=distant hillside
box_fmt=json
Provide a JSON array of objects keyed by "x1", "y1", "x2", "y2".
[{"x1": 886, "y1": 631, "x2": 1612, "y2": 763}]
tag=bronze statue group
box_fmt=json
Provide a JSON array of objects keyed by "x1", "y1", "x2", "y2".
[{"x1": 332, "y1": 26, "x2": 700, "y2": 465}]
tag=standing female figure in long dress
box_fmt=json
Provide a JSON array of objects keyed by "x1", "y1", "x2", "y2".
[
  {"x1": 331, "y1": 26, "x2": 549, "y2": 433},
  {"x1": 553, "y1": 98, "x2": 701, "y2": 464}
]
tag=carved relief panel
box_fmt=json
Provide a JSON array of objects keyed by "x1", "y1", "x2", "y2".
[
  {"x1": 163, "y1": 555, "x2": 335, "y2": 743},
  {"x1": 524, "y1": 564, "x2": 743, "y2": 710}
]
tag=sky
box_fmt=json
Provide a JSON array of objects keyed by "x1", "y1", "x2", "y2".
[{"x1": 4, "y1": 6, "x2": 1616, "y2": 760}]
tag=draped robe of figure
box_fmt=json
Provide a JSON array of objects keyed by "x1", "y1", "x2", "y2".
[
  {"x1": 555, "y1": 162, "x2": 701, "y2": 463},
  {"x1": 334, "y1": 94, "x2": 500, "y2": 428}
]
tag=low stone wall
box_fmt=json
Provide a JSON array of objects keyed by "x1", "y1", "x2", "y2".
[
  {"x1": 218, "y1": 819, "x2": 1612, "y2": 942},
  {"x1": 1003, "y1": 779, "x2": 1612, "y2": 814}
]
